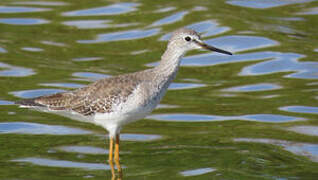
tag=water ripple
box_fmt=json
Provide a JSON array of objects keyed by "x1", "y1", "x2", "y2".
[
  {"x1": 0, "y1": 122, "x2": 92, "y2": 135},
  {"x1": 0, "y1": 47, "x2": 7, "y2": 53},
  {"x1": 10, "y1": 89, "x2": 66, "y2": 98},
  {"x1": 63, "y1": 20, "x2": 110, "y2": 29},
  {"x1": 150, "y1": 11, "x2": 188, "y2": 27},
  {"x1": 63, "y1": 20, "x2": 138, "y2": 29},
  {"x1": 72, "y1": 57, "x2": 103, "y2": 62},
  {"x1": 240, "y1": 52, "x2": 318, "y2": 79},
  {"x1": 72, "y1": 72, "x2": 110, "y2": 81},
  {"x1": 180, "y1": 167, "x2": 216, "y2": 176},
  {"x1": 0, "y1": 18, "x2": 49, "y2": 25},
  {"x1": 57, "y1": 146, "x2": 108, "y2": 155},
  {"x1": 204, "y1": 35, "x2": 279, "y2": 53},
  {"x1": 62, "y1": 2, "x2": 139, "y2": 16},
  {"x1": 155, "y1": 7, "x2": 176, "y2": 13},
  {"x1": 39, "y1": 82, "x2": 84, "y2": 89},
  {"x1": 0, "y1": 62, "x2": 35, "y2": 77},
  {"x1": 0, "y1": 100, "x2": 14, "y2": 105},
  {"x1": 227, "y1": 0, "x2": 314, "y2": 9},
  {"x1": 279, "y1": 106, "x2": 318, "y2": 114},
  {"x1": 41, "y1": 40, "x2": 66, "y2": 47},
  {"x1": 296, "y1": 7, "x2": 318, "y2": 15},
  {"x1": 187, "y1": 20, "x2": 230, "y2": 37},
  {"x1": 234, "y1": 138, "x2": 318, "y2": 162},
  {"x1": 11, "y1": 157, "x2": 109, "y2": 170},
  {"x1": 159, "y1": 21, "x2": 230, "y2": 41},
  {"x1": 78, "y1": 28, "x2": 160, "y2": 43},
  {"x1": 11, "y1": 1, "x2": 68, "y2": 6},
  {"x1": 148, "y1": 113, "x2": 303, "y2": 123},
  {"x1": 287, "y1": 126, "x2": 318, "y2": 136},
  {"x1": 21, "y1": 47, "x2": 43, "y2": 52},
  {"x1": 222, "y1": 83, "x2": 282, "y2": 92},
  {"x1": 169, "y1": 83, "x2": 206, "y2": 90},
  {"x1": 0, "y1": 6, "x2": 50, "y2": 13}
]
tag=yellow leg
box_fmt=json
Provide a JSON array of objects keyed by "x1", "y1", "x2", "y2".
[
  {"x1": 114, "y1": 134, "x2": 123, "y2": 179},
  {"x1": 108, "y1": 137, "x2": 116, "y2": 179}
]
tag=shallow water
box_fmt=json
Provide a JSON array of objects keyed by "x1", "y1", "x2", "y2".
[{"x1": 0, "y1": 0, "x2": 317, "y2": 179}]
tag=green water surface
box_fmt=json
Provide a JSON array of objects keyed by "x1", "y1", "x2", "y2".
[{"x1": 0, "y1": 0, "x2": 318, "y2": 179}]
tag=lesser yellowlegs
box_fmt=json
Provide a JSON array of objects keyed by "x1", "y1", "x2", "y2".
[{"x1": 15, "y1": 28, "x2": 232, "y2": 176}]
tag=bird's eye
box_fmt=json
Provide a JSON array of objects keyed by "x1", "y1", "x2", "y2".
[{"x1": 184, "y1": 36, "x2": 191, "y2": 42}]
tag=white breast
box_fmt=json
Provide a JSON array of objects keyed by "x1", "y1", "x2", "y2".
[{"x1": 93, "y1": 83, "x2": 166, "y2": 137}]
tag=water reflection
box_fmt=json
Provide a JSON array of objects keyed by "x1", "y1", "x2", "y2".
[
  {"x1": 10, "y1": 89, "x2": 66, "y2": 98},
  {"x1": 11, "y1": 1, "x2": 68, "y2": 6},
  {"x1": 180, "y1": 167, "x2": 216, "y2": 176},
  {"x1": 57, "y1": 145, "x2": 108, "y2": 155},
  {"x1": 72, "y1": 57, "x2": 103, "y2": 62},
  {"x1": 0, "y1": 6, "x2": 50, "y2": 13},
  {"x1": 192, "y1": 6, "x2": 208, "y2": 11},
  {"x1": 169, "y1": 83, "x2": 206, "y2": 90},
  {"x1": 63, "y1": 20, "x2": 111, "y2": 29},
  {"x1": 0, "y1": 122, "x2": 92, "y2": 135},
  {"x1": 21, "y1": 47, "x2": 44, "y2": 52},
  {"x1": 268, "y1": 17, "x2": 305, "y2": 22},
  {"x1": 72, "y1": 72, "x2": 110, "y2": 81},
  {"x1": 41, "y1": 40, "x2": 66, "y2": 47},
  {"x1": 130, "y1": 49, "x2": 150, "y2": 55},
  {"x1": 0, "y1": 100, "x2": 14, "y2": 105},
  {"x1": 204, "y1": 35, "x2": 278, "y2": 53},
  {"x1": 11, "y1": 157, "x2": 109, "y2": 170},
  {"x1": 78, "y1": 28, "x2": 160, "y2": 43},
  {"x1": 226, "y1": 0, "x2": 314, "y2": 9},
  {"x1": 150, "y1": 11, "x2": 188, "y2": 27},
  {"x1": 296, "y1": 7, "x2": 318, "y2": 15},
  {"x1": 39, "y1": 82, "x2": 84, "y2": 89},
  {"x1": 0, "y1": 47, "x2": 6, "y2": 53},
  {"x1": 180, "y1": 51, "x2": 274, "y2": 67},
  {"x1": 287, "y1": 126, "x2": 318, "y2": 136},
  {"x1": 62, "y1": 3, "x2": 139, "y2": 16},
  {"x1": 64, "y1": 20, "x2": 139, "y2": 29},
  {"x1": 159, "y1": 21, "x2": 231, "y2": 41},
  {"x1": 187, "y1": 20, "x2": 230, "y2": 37},
  {"x1": 156, "y1": 104, "x2": 179, "y2": 109},
  {"x1": 148, "y1": 113, "x2": 303, "y2": 122},
  {"x1": 240, "y1": 52, "x2": 318, "y2": 79},
  {"x1": 0, "y1": 18, "x2": 49, "y2": 25},
  {"x1": 0, "y1": 62, "x2": 35, "y2": 77},
  {"x1": 222, "y1": 83, "x2": 282, "y2": 92},
  {"x1": 280, "y1": 106, "x2": 318, "y2": 114},
  {"x1": 234, "y1": 138, "x2": 318, "y2": 162},
  {"x1": 155, "y1": 7, "x2": 176, "y2": 13}
]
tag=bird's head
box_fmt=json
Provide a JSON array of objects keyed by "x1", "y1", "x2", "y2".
[{"x1": 168, "y1": 28, "x2": 232, "y2": 55}]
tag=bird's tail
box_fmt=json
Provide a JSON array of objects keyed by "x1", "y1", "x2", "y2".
[{"x1": 15, "y1": 98, "x2": 44, "y2": 107}]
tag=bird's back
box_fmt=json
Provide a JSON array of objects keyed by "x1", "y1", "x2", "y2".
[{"x1": 16, "y1": 69, "x2": 153, "y2": 117}]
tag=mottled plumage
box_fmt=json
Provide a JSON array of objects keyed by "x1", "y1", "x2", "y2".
[{"x1": 16, "y1": 70, "x2": 152, "y2": 116}]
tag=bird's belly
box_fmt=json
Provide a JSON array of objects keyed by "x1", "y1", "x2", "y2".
[
  {"x1": 94, "y1": 99, "x2": 155, "y2": 125},
  {"x1": 93, "y1": 92, "x2": 158, "y2": 132}
]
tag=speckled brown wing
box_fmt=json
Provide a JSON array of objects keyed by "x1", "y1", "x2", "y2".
[{"x1": 16, "y1": 72, "x2": 143, "y2": 116}]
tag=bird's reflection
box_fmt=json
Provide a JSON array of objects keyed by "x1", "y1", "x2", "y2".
[{"x1": 109, "y1": 159, "x2": 123, "y2": 180}]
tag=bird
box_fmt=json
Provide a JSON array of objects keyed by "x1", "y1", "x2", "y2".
[{"x1": 15, "y1": 28, "x2": 232, "y2": 177}]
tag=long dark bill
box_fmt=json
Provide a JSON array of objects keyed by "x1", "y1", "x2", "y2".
[{"x1": 194, "y1": 40, "x2": 232, "y2": 55}]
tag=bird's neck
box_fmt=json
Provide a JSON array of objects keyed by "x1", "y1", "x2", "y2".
[{"x1": 155, "y1": 46, "x2": 185, "y2": 77}]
